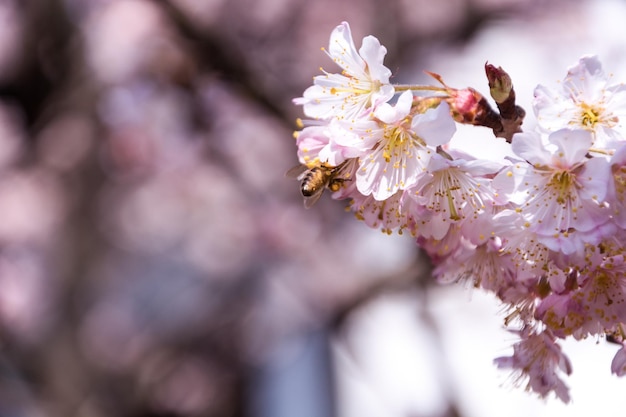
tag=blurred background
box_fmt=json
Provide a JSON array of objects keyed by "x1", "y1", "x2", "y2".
[{"x1": 0, "y1": 0, "x2": 625, "y2": 416}]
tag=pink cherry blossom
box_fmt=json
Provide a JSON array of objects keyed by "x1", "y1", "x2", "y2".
[
  {"x1": 495, "y1": 328, "x2": 572, "y2": 402},
  {"x1": 536, "y1": 251, "x2": 626, "y2": 339},
  {"x1": 348, "y1": 189, "x2": 413, "y2": 235},
  {"x1": 292, "y1": 30, "x2": 626, "y2": 402}
]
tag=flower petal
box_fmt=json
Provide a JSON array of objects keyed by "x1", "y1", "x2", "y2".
[
  {"x1": 327, "y1": 21, "x2": 366, "y2": 79},
  {"x1": 412, "y1": 102, "x2": 456, "y2": 146}
]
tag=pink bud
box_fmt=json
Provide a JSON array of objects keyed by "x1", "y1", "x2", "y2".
[{"x1": 447, "y1": 88, "x2": 482, "y2": 123}]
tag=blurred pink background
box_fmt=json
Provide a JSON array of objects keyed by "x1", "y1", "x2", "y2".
[{"x1": 0, "y1": 0, "x2": 625, "y2": 416}]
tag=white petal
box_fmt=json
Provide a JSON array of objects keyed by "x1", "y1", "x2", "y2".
[
  {"x1": 374, "y1": 90, "x2": 412, "y2": 124},
  {"x1": 511, "y1": 131, "x2": 552, "y2": 165},
  {"x1": 359, "y1": 35, "x2": 391, "y2": 83},
  {"x1": 327, "y1": 22, "x2": 366, "y2": 79},
  {"x1": 533, "y1": 84, "x2": 577, "y2": 131},
  {"x1": 547, "y1": 129, "x2": 592, "y2": 167},
  {"x1": 412, "y1": 102, "x2": 456, "y2": 146},
  {"x1": 563, "y1": 55, "x2": 606, "y2": 101},
  {"x1": 578, "y1": 156, "x2": 610, "y2": 202}
]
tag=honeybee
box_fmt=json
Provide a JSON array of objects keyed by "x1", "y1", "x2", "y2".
[{"x1": 286, "y1": 162, "x2": 349, "y2": 208}]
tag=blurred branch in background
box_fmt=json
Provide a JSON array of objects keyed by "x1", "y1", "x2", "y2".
[{"x1": 0, "y1": 0, "x2": 575, "y2": 417}]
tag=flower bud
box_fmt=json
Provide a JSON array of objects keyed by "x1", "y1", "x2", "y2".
[
  {"x1": 446, "y1": 87, "x2": 483, "y2": 123},
  {"x1": 485, "y1": 63, "x2": 513, "y2": 104}
]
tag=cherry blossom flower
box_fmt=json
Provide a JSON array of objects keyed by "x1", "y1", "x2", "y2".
[
  {"x1": 433, "y1": 234, "x2": 515, "y2": 290},
  {"x1": 292, "y1": 27, "x2": 626, "y2": 402},
  {"x1": 534, "y1": 55, "x2": 626, "y2": 149},
  {"x1": 410, "y1": 153, "x2": 502, "y2": 238},
  {"x1": 294, "y1": 124, "x2": 336, "y2": 166},
  {"x1": 415, "y1": 222, "x2": 464, "y2": 258},
  {"x1": 495, "y1": 328, "x2": 572, "y2": 402},
  {"x1": 294, "y1": 120, "x2": 368, "y2": 167},
  {"x1": 293, "y1": 21, "x2": 395, "y2": 121},
  {"x1": 348, "y1": 190, "x2": 413, "y2": 235},
  {"x1": 493, "y1": 128, "x2": 612, "y2": 253},
  {"x1": 429, "y1": 210, "x2": 525, "y2": 291},
  {"x1": 355, "y1": 92, "x2": 456, "y2": 200},
  {"x1": 537, "y1": 251, "x2": 626, "y2": 339}
]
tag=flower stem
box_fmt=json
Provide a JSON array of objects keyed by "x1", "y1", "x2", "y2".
[{"x1": 393, "y1": 84, "x2": 447, "y2": 93}]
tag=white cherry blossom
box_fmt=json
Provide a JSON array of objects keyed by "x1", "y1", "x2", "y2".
[
  {"x1": 493, "y1": 129, "x2": 612, "y2": 253},
  {"x1": 534, "y1": 55, "x2": 626, "y2": 149},
  {"x1": 293, "y1": 21, "x2": 394, "y2": 121},
  {"x1": 356, "y1": 93, "x2": 456, "y2": 200}
]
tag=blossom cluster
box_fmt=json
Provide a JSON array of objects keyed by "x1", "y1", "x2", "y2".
[{"x1": 291, "y1": 21, "x2": 626, "y2": 402}]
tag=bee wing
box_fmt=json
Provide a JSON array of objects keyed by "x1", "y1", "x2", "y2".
[
  {"x1": 303, "y1": 188, "x2": 324, "y2": 209},
  {"x1": 285, "y1": 164, "x2": 308, "y2": 180}
]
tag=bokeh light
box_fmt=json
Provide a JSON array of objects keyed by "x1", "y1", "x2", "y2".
[{"x1": 0, "y1": 0, "x2": 624, "y2": 416}]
